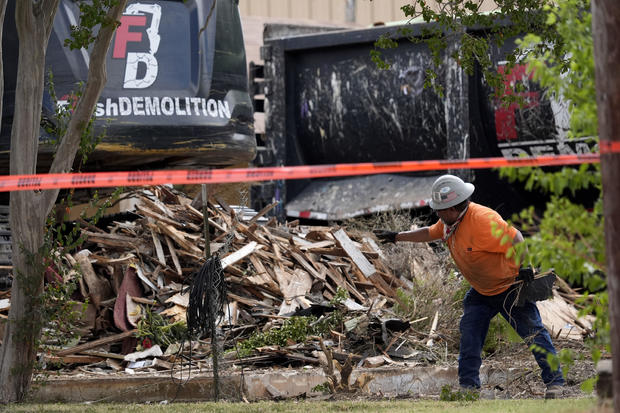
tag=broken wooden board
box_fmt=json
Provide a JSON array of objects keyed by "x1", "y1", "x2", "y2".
[
  {"x1": 332, "y1": 229, "x2": 397, "y2": 298},
  {"x1": 56, "y1": 330, "x2": 137, "y2": 357}
]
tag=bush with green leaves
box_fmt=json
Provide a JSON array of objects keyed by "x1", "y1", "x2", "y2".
[{"x1": 237, "y1": 313, "x2": 344, "y2": 358}]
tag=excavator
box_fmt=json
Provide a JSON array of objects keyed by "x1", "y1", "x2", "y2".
[
  {"x1": 0, "y1": 0, "x2": 255, "y2": 285},
  {"x1": 0, "y1": 0, "x2": 255, "y2": 175}
]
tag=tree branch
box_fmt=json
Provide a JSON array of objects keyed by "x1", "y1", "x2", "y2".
[
  {"x1": 199, "y1": 0, "x2": 216, "y2": 37},
  {"x1": 34, "y1": 0, "x2": 60, "y2": 33}
]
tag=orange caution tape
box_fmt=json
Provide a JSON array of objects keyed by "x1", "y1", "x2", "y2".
[
  {"x1": 0, "y1": 153, "x2": 601, "y2": 192},
  {"x1": 599, "y1": 140, "x2": 620, "y2": 154}
]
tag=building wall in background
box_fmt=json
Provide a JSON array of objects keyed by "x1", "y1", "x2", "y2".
[{"x1": 238, "y1": 0, "x2": 412, "y2": 26}]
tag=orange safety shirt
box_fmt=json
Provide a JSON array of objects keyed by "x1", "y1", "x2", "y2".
[{"x1": 428, "y1": 202, "x2": 520, "y2": 296}]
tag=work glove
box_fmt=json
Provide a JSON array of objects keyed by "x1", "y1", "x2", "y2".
[
  {"x1": 518, "y1": 266, "x2": 535, "y2": 283},
  {"x1": 373, "y1": 229, "x2": 398, "y2": 243}
]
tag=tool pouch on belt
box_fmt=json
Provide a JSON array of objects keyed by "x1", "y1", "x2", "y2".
[{"x1": 514, "y1": 269, "x2": 556, "y2": 307}]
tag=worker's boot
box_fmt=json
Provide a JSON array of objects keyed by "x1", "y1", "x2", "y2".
[{"x1": 545, "y1": 385, "x2": 564, "y2": 399}]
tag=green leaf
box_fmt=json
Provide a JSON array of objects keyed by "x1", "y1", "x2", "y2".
[{"x1": 580, "y1": 377, "x2": 596, "y2": 393}]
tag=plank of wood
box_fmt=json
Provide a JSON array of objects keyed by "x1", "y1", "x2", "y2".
[
  {"x1": 221, "y1": 241, "x2": 262, "y2": 269},
  {"x1": 290, "y1": 251, "x2": 325, "y2": 281},
  {"x1": 306, "y1": 247, "x2": 379, "y2": 259},
  {"x1": 299, "y1": 240, "x2": 336, "y2": 250},
  {"x1": 237, "y1": 223, "x2": 270, "y2": 246},
  {"x1": 80, "y1": 350, "x2": 126, "y2": 360},
  {"x1": 227, "y1": 292, "x2": 263, "y2": 308},
  {"x1": 248, "y1": 201, "x2": 279, "y2": 225},
  {"x1": 175, "y1": 249, "x2": 205, "y2": 264},
  {"x1": 268, "y1": 227, "x2": 293, "y2": 241},
  {"x1": 43, "y1": 355, "x2": 105, "y2": 365},
  {"x1": 138, "y1": 204, "x2": 184, "y2": 229},
  {"x1": 332, "y1": 229, "x2": 376, "y2": 279},
  {"x1": 223, "y1": 264, "x2": 245, "y2": 277},
  {"x1": 138, "y1": 194, "x2": 175, "y2": 218},
  {"x1": 285, "y1": 352, "x2": 320, "y2": 364},
  {"x1": 248, "y1": 255, "x2": 280, "y2": 292},
  {"x1": 89, "y1": 254, "x2": 136, "y2": 265},
  {"x1": 150, "y1": 228, "x2": 166, "y2": 266},
  {"x1": 333, "y1": 231, "x2": 397, "y2": 298},
  {"x1": 74, "y1": 251, "x2": 113, "y2": 307},
  {"x1": 344, "y1": 281, "x2": 366, "y2": 303},
  {"x1": 255, "y1": 249, "x2": 294, "y2": 268},
  {"x1": 82, "y1": 231, "x2": 136, "y2": 249},
  {"x1": 56, "y1": 330, "x2": 136, "y2": 356},
  {"x1": 363, "y1": 237, "x2": 387, "y2": 261},
  {"x1": 292, "y1": 235, "x2": 314, "y2": 248},
  {"x1": 152, "y1": 358, "x2": 173, "y2": 370},
  {"x1": 185, "y1": 203, "x2": 228, "y2": 233},
  {"x1": 156, "y1": 222, "x2": 202, "y2": 255},
  {"x1": 274, "y1": 267, "x2": 312, "y2": 315},
  {"x1": 134, "y1": 264, "x2": 159, "y2": 292},
  {"x1": 213, "y1": 194, "x2": 232, "y2": 213},
  {"x1": 324, "y1": 265, "x2": 347, "y2": 290},
  {"x1": 164, "y1": 236, "x2": 183, "y2": 276}
]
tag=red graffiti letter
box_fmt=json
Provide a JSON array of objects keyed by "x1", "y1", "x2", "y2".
[
  {"x1": 113, "y1": 15, "x2": 147, "y2": 59},
  {"x1": 494, "y1": 64, "x2": 539, "y2": 141}
]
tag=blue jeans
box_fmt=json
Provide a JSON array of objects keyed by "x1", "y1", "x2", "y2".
[{"x1": 458, "y1": 287, "x2": 565, "y2": 388}]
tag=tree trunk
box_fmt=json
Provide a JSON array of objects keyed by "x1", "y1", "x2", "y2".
[
  {"x1": 0, "y1": 0, "x2": 127, "y2": 402},
  {"x1": 0, "y1": 0, "x2": 60, "y2": 402},
  {"x1": 592, "y1": 0, "x2": 620, "y2": 409},
  {"x1": 0, "y1": 0, "x2": 8, "y2": 134}
]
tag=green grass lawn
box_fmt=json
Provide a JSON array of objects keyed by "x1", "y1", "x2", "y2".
[{"x1": 5, "y1": 398, "x2": 606, "y2": 413}]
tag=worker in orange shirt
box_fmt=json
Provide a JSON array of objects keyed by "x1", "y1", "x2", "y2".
[{"x1": 375, "y1": 174, "x2": 564, "y2": 398}]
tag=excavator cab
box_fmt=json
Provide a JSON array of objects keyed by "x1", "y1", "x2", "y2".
[{"x1": 0, "y1": 0, "x2": 255, "y2": 173}]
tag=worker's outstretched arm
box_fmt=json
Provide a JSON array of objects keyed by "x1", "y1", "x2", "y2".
[{"x1": 395, "y1": 227, "x2": 435, "y2": 243}]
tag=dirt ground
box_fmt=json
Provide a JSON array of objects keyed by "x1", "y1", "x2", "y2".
[{"x1": 473, "y1": 338, "x2": 598, "y2": 399}]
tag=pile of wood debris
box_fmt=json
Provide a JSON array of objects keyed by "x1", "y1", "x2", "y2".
[{"x1": 0, "y1": 186, "x2": 594, "y2": 378}]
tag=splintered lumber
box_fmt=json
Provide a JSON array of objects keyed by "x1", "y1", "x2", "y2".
[
  {"x1": 150, "y1": 228, "x2": 166, "y2": 266},
  {"x1": 137, "y1": 204, "x2": 184, "y2": 229},
  {"x1": 165, "y1": 236, "x2": 183, "y2": 276},
  {"x1": 300, "y1": 240, "x2": 336, "y2": 251},
  {"x1": 274, "y1": 267, "x2": 312, "y2": 315},
  {"x1": 237, "y1": 223, "x2": 270, "y2": 246},
  {"x1": 332, "y1": 229, "x2": 376, "y2": 279},
  {"x1": 74, "y1": 251, "x2": 113, "y2": 307},
  {"x1": 82, "y1": 231, "x2": 137, "y2": 249},
  {"x1": 332, "y1": 229, "x2": 397, "y2": 298},
  {"x1": 43, "y1": 354, "x2": 105, "y2": 365},
  {"x1": 138, "y1": 194, "x2": 174, "y2": 218},
  {"x1": 134, "y1": 264, "x2": 158, "y2": 292},
  {"x1": 306, "y1": 247, "x2": 378, "y2": 259},
  {"x1": 89, "y1": 253, "x2": 136, "y2": 265},
  {"x1": 537, "y1": 291, "x2": 593, "y2": 341},
  {"x1": 56, "y1": 330, "x2": 137, "y2": 356},
  {"x1": 156, "y1": 222, "x2": 202, "y2": 255},
  {"x1": 248, "y1": 255, "x2": 280, "y2": 292},
  {"x1": 289, "y1": 251, "x2": 324, "y2": 281},
  {"x1": 426, "y1": 311, "x2": 440, "y2": 347},
  {"x1": 227, "y1": 292, "x2": 266, "y2": 308},
  {"x1": 248, "y1": 201, "x2": 279, "y2": 225},
  {"x1": 363, "y1": 237, "x2": 387, "y2": 261},
  {"x1": 221, "y1": 241, "x2": 262, "y2": 268}
]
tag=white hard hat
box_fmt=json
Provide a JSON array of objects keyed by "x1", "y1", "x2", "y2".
[{"x1": 429, "y1": 174, "x2": 475, "y2": 210}]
